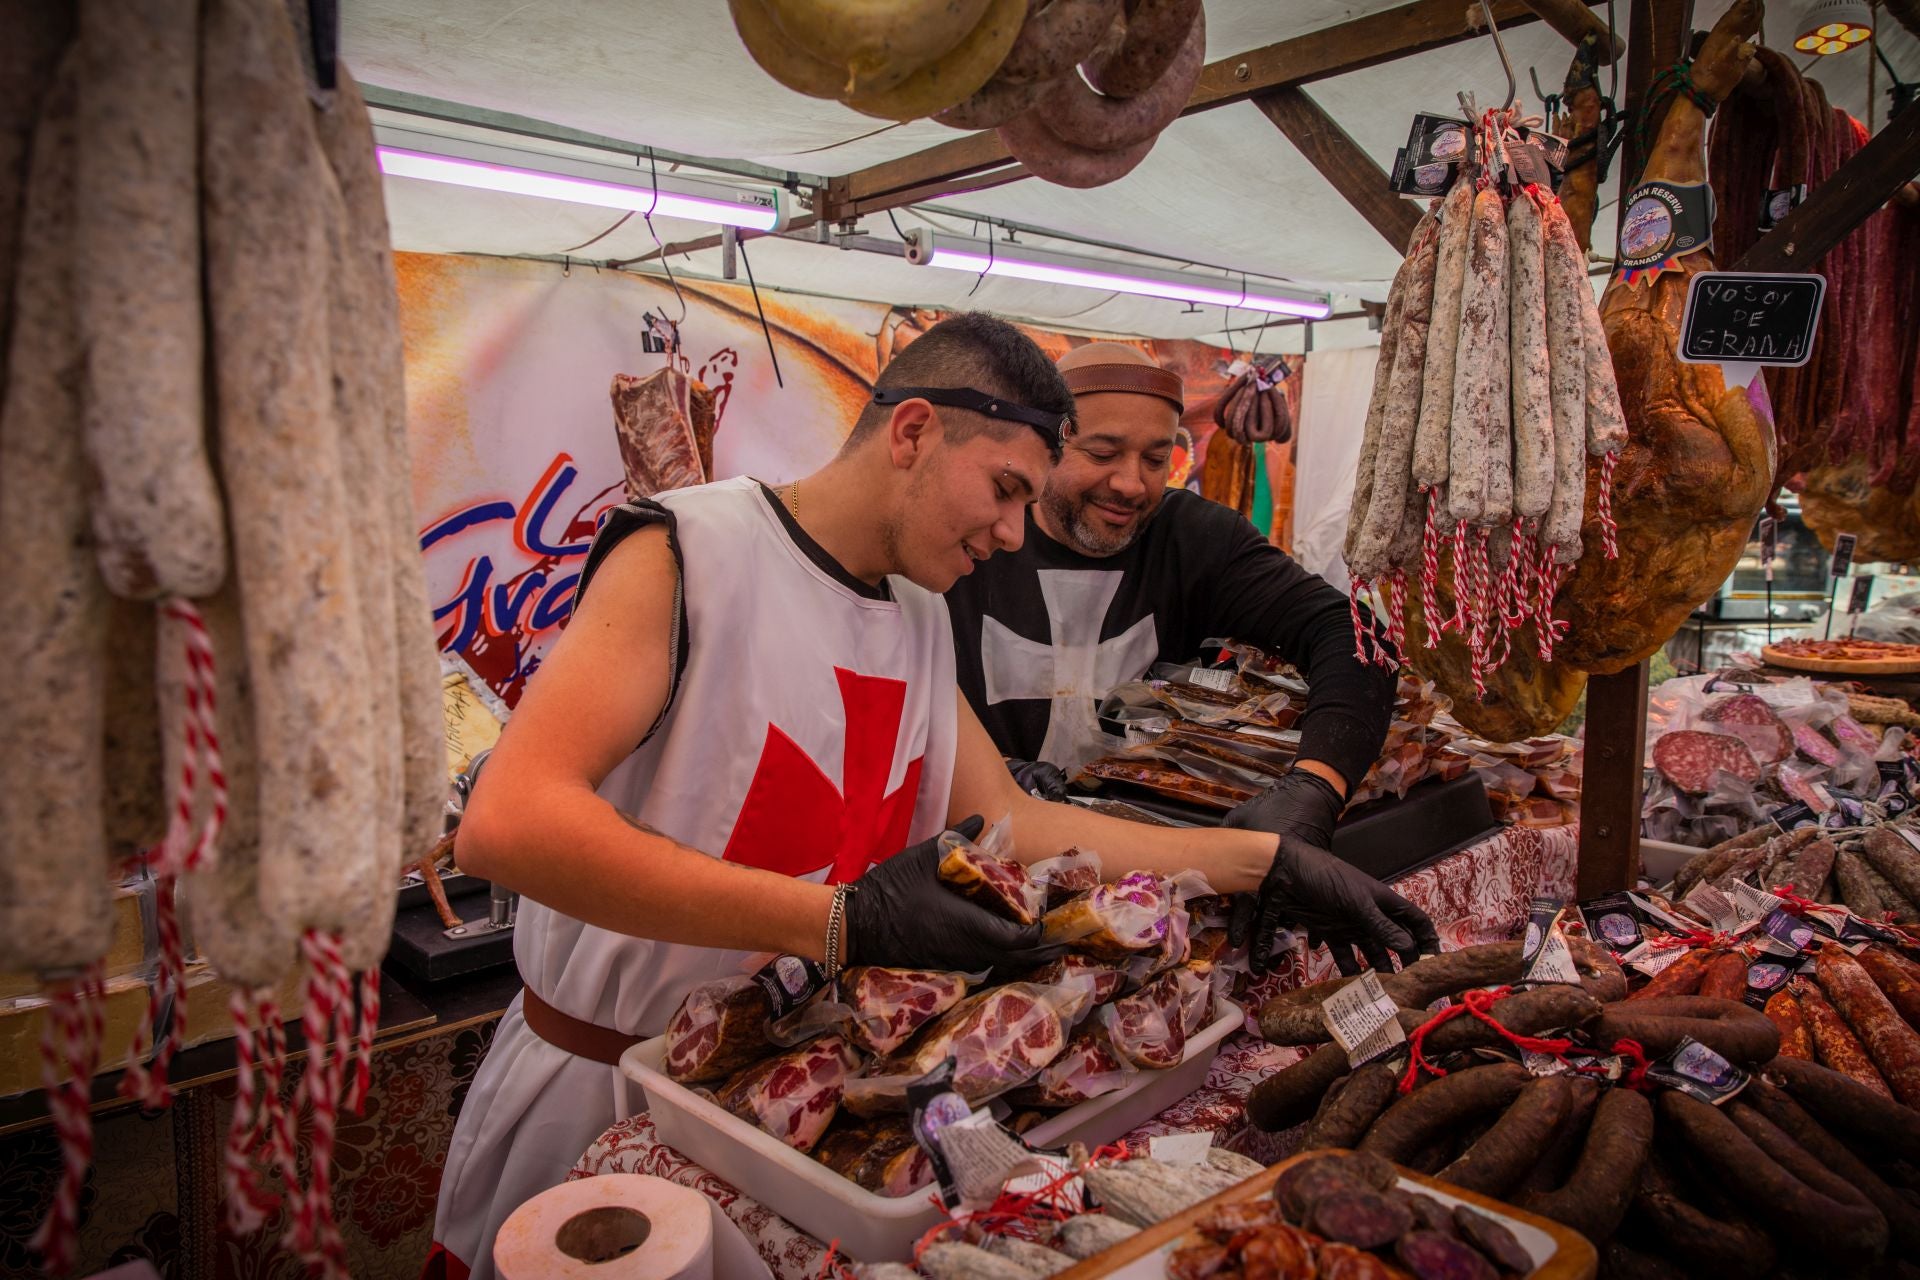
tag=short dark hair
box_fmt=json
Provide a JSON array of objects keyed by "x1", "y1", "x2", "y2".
[{"x1": 843, "y1": 312, "x2": 1073, "y2": 452}]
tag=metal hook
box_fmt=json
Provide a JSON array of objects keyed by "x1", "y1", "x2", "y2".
[
  {"x1": 1477, "y1": 0, "x2": 1519, "y2": 109},
  {"x1": 1530, "y1": 66, "x2": 1549, "y2": 107}
]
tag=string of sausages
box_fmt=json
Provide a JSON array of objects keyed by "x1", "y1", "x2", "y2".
[{"x1": 1345, "y1": 107, "x2": 1627, "y2": 690}]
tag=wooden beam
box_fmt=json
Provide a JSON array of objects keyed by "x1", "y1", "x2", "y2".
[
  {"x1": 1730, "y1": 106, "x2": 1920, "y2": 273},
  {"x1": 1616, "y1": 0, "x2": 1693, "y2": 207},
  {"x1": 829, "y1": 0, "x2": 1577, "y2": 216},
  {"x1": 1254, "y1": 87, "x2": 1423, "y2": 250},
  {"x1": 1519, "y1": 0, "x2": 1625, "y2": 62},
  {"x1": 1577, "y1": 662, "x2": 1650, "y2": 897}
]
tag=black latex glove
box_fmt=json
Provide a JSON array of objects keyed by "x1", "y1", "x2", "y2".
[
  {"x1": 1007, "y1": 758, "x2": 1069, "y2": 802},
  {"x1": 1222, "y1": 769, "x2": 1344, "y2": 850},
  {"x1": 846, "y1": 815, "x2": 1064, "y2": 973},
  {"x1": 1225, "y1": 833, "x2": 1441, "y2": 976}
]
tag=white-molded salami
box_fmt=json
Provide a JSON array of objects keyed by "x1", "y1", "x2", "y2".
[
  {"x1": 202, "y1": 0, "x2": 377, "y2": 937},
  {"x1": 1508, "y1": 194, "x2": 1555, "y2": 519},
  {"x1": 1448, "y1": 188, "x2": 1510, "y2": 523},
  {"x1": 1541, "y1": 201, "x2": 1590, "y2": 563},
  {"x1": 1582, "y1": 290, "x2": 1628, "y2": 455},
  {"x1": 1352, "y1": 217, "x2": 1441, "y2": 578},
  {"x1": 0, "y1": 55, "x2": 116, "y2": 973},
  {"x1": 1345, "y1": 249, "x2": 1415, "y2": 566},
  {"x1": 0, "y1": 2, "x2": 74, "y2": 407},
  {"x1": 1412, "y1": 179, "x2": 1475, "y2": 490},
  {"x1": 75, "y1": 0, "x2": 228, "y2": 602}
]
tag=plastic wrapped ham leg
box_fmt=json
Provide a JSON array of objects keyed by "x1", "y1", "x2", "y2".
[
  {"x1": 838, "y1": 966, "x2": 971, "y2": 1056},
  {"x1": 1100, "y1": 967, "x2": 1213, "y2": 1069},
  {"x1": 713, "y1": 1035, "x2": 861, "y2": 1154},
  {"x1": 813, "y1": 1116, "x2": 936, "y2": 1196},
  {"x1": 1008, "y1": 1024, "x2": 1136, "y2": 1107},
  {"x1": 664, "y1": 975, "x2": 783, "y2": 1083}
]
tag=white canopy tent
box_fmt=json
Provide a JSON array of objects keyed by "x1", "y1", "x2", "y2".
[{"x1": 346, "y1": 0, "x2": 1913, "y2": 354}]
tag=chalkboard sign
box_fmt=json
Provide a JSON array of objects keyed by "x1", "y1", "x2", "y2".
[
  {"x1": 1830, "y1": 532, "x2": 1858, "y2": 579},
  {"x1": 1678, "y1": 272, "x2": 1826, "y2": 367},
  {"x1": 1849, "y1": 574, "x2": 1875, "y2": 614}
]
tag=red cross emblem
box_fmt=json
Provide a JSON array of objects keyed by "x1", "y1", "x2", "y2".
[{"x1": 721, "y1": 668, "x2": 925, "y2": 883}]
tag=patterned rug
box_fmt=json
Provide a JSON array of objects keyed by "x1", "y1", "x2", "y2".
[{"x1": 0, "y1": 1017, "x2": 498, "y2": 1280}]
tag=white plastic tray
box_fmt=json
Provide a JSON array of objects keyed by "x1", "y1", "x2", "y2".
[{"x1": 618, "y1": 1000, "x2": 1243, "y2": 1263}]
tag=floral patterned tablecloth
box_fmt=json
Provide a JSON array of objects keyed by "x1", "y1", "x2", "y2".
[{"x1": 571, "y1": 823, "x2": 1579, "y2": 1279}]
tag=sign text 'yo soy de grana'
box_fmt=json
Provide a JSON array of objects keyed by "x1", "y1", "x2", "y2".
[{"x1": 1677, "y1": 271, "x2": 1826, "y2": 389}]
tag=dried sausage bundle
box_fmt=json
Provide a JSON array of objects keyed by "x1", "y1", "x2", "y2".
[
  {"x1": 2, "y1": 2, "x2": 445, "y2": 1270},
  {"x1": 1343, "y1": 104, "x2": 1625, "y2": 732}
]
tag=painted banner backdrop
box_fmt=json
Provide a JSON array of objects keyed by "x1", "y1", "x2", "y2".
[{"x1": 395, "y1": 251, "x2": 1297, "y2": 709}]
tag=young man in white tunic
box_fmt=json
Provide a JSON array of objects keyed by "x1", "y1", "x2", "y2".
[{"x1": 428, "y1": 315, "x2": 1434, "y2": 1279}]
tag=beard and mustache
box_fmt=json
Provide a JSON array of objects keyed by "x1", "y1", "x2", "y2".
[{"x1": 1040, "y1": 483, "x2": 1161, "y2": 556}]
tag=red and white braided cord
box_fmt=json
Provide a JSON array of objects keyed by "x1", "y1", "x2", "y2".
[
  {"x1": 1347, "y1": 581, "x2": 1374, "y2": 665},
  {"x1": 1534, "y1": 539, "x2": 1561, "y2": 660},
  {"x1": 1449, "y1": 520, "x2": 1472, "y2": 634},
  {"x1": 1597, "y1": 449, "x2": 1620, "y2": 559},
  {"x1": 223, "y1": 989, "x2": 279, "y2": 1234},
  {"x1": 348, "y1": 968, "x2": 380, "y2": 1115},
  {"x1": 1467, "y1": 529, "x2": 1493, "y2": 696},
  {"x1": 32, "y1": 965, "x2": 107, "y2": 1276},
  {"x1": 1384, "y1": 568, "x2": 1408, "y2": 658},
  {"x1": 286, "y1": 931, "x2": 351, "y2": 1276},
  {"x1": 1419, "y1": 489, "x2": 1444, "y2": 646}
]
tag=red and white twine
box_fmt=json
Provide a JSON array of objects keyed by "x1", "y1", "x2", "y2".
[
  {"x1": 31, "y1": 965, "x2": 107, "y2": 1277},
  {"x1": 1597, "y1": 449, "x2": 1621, "y2": 559},
  {"x1": 1419, "y1": 489, "x2": 1444, "y2": 646}
]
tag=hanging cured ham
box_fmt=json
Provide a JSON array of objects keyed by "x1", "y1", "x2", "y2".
[{"x1": 611, "y1": 367, "x2": 719, "y2": 497}]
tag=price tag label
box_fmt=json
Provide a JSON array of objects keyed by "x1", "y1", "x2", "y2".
[
  {"x1": 1848, "y1": 574, "x2": 1876, "y2": 614},
  {"x1": 1830, "y1": 532, "x2": 1858, "y2": 580},
  {"x1": 1682, "y1": 882, "x2": 1742, "y2": 934},
  {"x1": 1624, "y1": 943, "x2": 1689, "y2": 978},
  {"x1": 1521, "y1": 898, "x2": 1583, "y2": 986},
  {"x1": 1757, "y1": 515, "x2": 1777, "y2": 583},
  {"x1": 1729, "y1": 880, "x2": 1784, "y2": 928},
  {"x1": 1188, "y1": 667, "x2": 1237, "y2": 693},
  {"x1": 1321, "y1": 970, "x2": 1407, "y2": 1068}
]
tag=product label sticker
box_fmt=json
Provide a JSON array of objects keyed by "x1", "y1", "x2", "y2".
[
  {"x1": 1625, "y1": 942, "x2": 1689, "y2": 979},
  {"x1": 1729, "y1": 880, "x2": 1785, "y2": 927},
  {"x1": 1187, "y1": 667, "x2": 1237, "y2": 693},
  {"x1": 1821, "y1": 791, "x2": 1867, "y2": 829},
  {"x1": 1875, "y1": 762, "x2": 1913, "y2": 818},
  {"x1": 1522, "y1": 1049, "x2": 1571, "y2": 1076},
  {"x1": 1646, "y1": 1035, "x2": 1750, "y2": 1105},
  {"x1": 1755, "y1": 907, "x2": 1818, "y2": 958},
  {"x1": 1579, "y1": 892, "x2": 1647, "y2": 953},
  {"x1": 1521, "y1": 897, "x2": 1584, "y2": 985},
  {"x1": 1768, "y1": 800, "x2": 1819, "y2": 832},
  {"x1": 1617, "y1": 180, "x2": 1715, "y2": 282},
  {"x1": 1149, "y1": 1132, "x2": 1214, "y2": 1167},
  {"x1": 752, "y1": 955, "x2": 827, "y2": 1020},
  {"x1": 1758, "y1": 184, "x2": 1806, "y2": 230},
  {"x1": 1681, "y1": 882, "x2": 1742, "y2": 934},
  {"x1": 1322, "y1": 970, "x2": 1408, "y2": 1067},
  {"x1": 1743, "y1": 957, "x2": 1794, "y2": 1008}
]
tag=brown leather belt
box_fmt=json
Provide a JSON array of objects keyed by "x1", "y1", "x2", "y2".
[{"x1": 519, "y1": 984, "x2": 642, "y2": 1067}]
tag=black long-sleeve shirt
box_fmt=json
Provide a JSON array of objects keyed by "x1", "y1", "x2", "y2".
[{"x1": 944, "y1": 490, "x2": 1395, "y2": 789}]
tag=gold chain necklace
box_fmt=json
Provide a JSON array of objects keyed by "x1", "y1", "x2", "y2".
[{"x1": 787, "y1": 480, "x2": 800, "y2": 521}]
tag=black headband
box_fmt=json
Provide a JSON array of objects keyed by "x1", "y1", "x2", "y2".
[{"x1": 871, "y1": 386, "x2": 1069, "y2": 456}]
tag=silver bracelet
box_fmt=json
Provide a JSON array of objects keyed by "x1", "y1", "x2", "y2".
[{"x1": 825, "y1": 883, "x2": 854, "y2": 981}]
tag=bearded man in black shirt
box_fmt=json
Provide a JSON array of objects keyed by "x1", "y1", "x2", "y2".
[{"x1": 945, "y1": 343, "x2": 1430, "y2": 974}]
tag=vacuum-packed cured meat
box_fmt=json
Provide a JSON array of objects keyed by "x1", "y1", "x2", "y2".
[{"x1": 712, "y1": 1035, "x2": 859, "y2": 1154}]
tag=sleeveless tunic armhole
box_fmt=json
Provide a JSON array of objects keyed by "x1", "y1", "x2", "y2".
[{"x1": 578, "y1": 501, "x2": 688, "y2": 750}]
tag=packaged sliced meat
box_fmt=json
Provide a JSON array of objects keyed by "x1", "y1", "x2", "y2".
[
  {"x1": 1651, "y1": 731, "x2": 1762, "y2": 796},
  {"x1": 711, "y1": 1035, "x2": 859, "y2": 1153},
  {"x1": 1100, "y1": 968, "x2": 1209, "y2": 1069},
  {"x1": 1043, "y1": 872, "x2": 1173, "y2": 959},
  {"x1": 1030, "y1": 849, "x2": 1105, "y2": 906},
  {"x1": 850, "y1": 981, "x2": 1092, "y2": 1112},
  {"x1": 664, "y1": 975, "x2": 778, "y2": 1083},
  {"x1": 812, "y1": 1116, "x2": 934, "y2": 1197},
  {"x1": 1021, "y1": 953, "x2": 1128, "y2": 1005},
  {"x1": 1006, "y1": 1024, "x2": 1135, "y2": 1107},
  {"x1": 938, "y1": 831, "x2": 1045, "y2": 924},
  {"x1": 1074, "y1": 758, "x2": 1257, "y2": 810},
  {"x1": 839, "y1": 966, "x2": 971, "y2": 1056},
  {"x1": 1791, "y1": 722, "x2": 1841, "y2": 767},
  {"x1": 1701, "y1": 693, "x2": 1792, "y2": 765}
]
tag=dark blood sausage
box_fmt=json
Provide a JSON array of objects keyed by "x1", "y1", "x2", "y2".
[
  {"x1": 1439, "y1": 1074, "x2": 1573, "y2": 1196},
  {"x1": 1660, "y1": 1090, "x2": 1888, "y2": 1262},
  {"x1": 1311, "y1": 1188, "x2": 1413, "y2": 1249},
  {"x1": 1421, "y1": 987, "x2": 1603, "y2": 1054},
  {"x1": 1629, "y1": 1150, "x2": 1778, "y2": 1273},
  {"x1": 1038, "y1": 3, "x2": 1202, "y2": 149},
  {"x1": 1698, "y1": 951, "x2": 1752, "y2": 1002},
  {"x1": 1700, "y1": 692, "x2": 1793, "y2": 765},
  {"x1": 1763, "y1": 989, "x2": 1813, "y2": 1059},
  {"x1": 1272, "y1": 1153, "x2": 1368, "y2": 1224},
  {"x1": 1651, "y1": 730, "x2": 1762, "y2": 795},
  {"x1": 1078, "y1": 0, "x2": 1200, "y2": 97},
  {"x1": 990, "y1": 0, "x2": 1121, "y2": 84},
  {"x1": 1400, "y1": 1192, "x2": 1459, "y2": 1238},
  {"x1": 1743, "y1": 1077, "x2": 1920, "y2": 1257},
  {"x1": 1358, "y1": 1064, "x2": 1530, "y2": 1162},
  {"x1": 1592, "y1": 995, "x2": 1781, "y2": 1067},
  {"x1": 1857, "y1": 945, "x2": 1920, "y2": 1029},
  {"x1": 1515, "y1": 1087, "x2": 1653, "y2": 1244},
  {"x1": 1794, "y1": 976, "x2": 1894, "y2": 1096},
  {"x1": 1451, "y1": 1205, "x2": 1533, "y2": 1274},
  {"x1": 1626, "y1": 947, "x2": 1717, "y2": 1001},
  {"x1": 1247, "y1": 1042, "x2": 1350, "y2": 1132},
  {"x1": 1315, "y1": 1242, "x2": 1404, "y2": 1280},
  {"x1": 1303, "y1": 1061, "x2": 1400, "y2": 1151},
  {"x1": 1815, "y1": 947, "x2": 1920, "y2": 1106},
  {"x1": 1763, "y1": 1054, "x2": 1920, "y2": 1159},
  {"x1": 1519, "y1": 1076, "x2": 1600, "y2": 1192},
  {"x1": 1395, "y1": 1230, "x2": 1498, "y2": 1280}
]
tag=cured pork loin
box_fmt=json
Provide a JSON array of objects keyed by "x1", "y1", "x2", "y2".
[
  {"x1": 839, "y1": 965, "x2": 970, "y2": 1055},
  {"x1": 712, "y1": 1035, "x2": 859, "y2": 1153}
]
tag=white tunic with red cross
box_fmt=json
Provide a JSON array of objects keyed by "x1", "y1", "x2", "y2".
[{"x1": 432, "y1": 476, "x2": 958, "y2": 1280}]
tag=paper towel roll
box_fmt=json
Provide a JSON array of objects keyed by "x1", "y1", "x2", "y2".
[{"x1": 495, "y1": 1174, "x2": 715, "y2": 1280}]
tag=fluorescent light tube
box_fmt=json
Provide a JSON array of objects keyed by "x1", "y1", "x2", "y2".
[
  {"x1": 372, "y1": 125, "x2": 785, "y2": 231},
  {"x1": 902, "y1": 229, "x2": 1332, "y2": 319}
]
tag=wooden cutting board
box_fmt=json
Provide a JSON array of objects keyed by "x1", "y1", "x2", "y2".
[
  {"x1": 1763, "y1": 644, "x2": 1920, "y2": 675},
  {"x1": 1053, "y1": 1148, "x2": 1598, "y2": 1280}
]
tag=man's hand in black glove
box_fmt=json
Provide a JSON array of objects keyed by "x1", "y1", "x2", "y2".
[
  {"x1": 1006, "y1": 758, "x2": 1069, "y2": 802},
  {"x1": 1225, "y1": 833, "x2": 1440, "y2": 976},
  {"x1": 1222, "y1": 768, "x2": 1344, "y2": 850},
  {"x1": 846, "y1": 815, "x2": 1064, "y2": 974}
]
